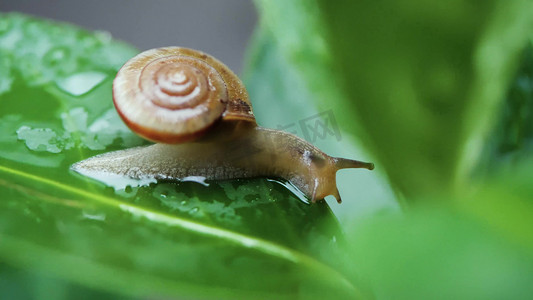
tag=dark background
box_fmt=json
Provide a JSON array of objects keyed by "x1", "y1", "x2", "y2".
[{"x1": 0, "y1": 0, "x2": 257, "y2": 73}]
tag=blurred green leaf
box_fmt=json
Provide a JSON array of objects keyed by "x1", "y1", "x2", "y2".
[
  {"x1": 344, "y1": 159, "x2": 533, "y2": 299},
  {"x1": 458, "y1": 159, "x2": 533, "y2": 253},
  {"x1": 0, "y1": 13, "x2": 362, "y2": 299},
  {"x1": 345, "y1": 206, "x2": 533, "y2": 299},
  {"x1": 0, "y1": 262, "x2": 133, "y2": 300},
  {"x1": 255, "y1": 0, "x2": 533, "y2": 200},
  {"x1": 250, "y1": 4, "x2": 533, "y2": 298},
  {"x1": 476, "y1": 43, "x2": 533, "y2": 175}
]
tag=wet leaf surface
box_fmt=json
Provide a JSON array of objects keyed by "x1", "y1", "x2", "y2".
[{"x1": 0, "y1": 13, "x2": 359, "y2": 299}]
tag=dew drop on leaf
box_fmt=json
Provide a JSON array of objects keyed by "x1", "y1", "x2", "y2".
[
  {"x1": 56, "y1": 71, "x2": 107, "y2": 96},
  {"x1": 16, "y1": 125, "x2": 62, "y2": 153},
  {"x1": 61, "y1": 107, "x2": 88, "y2": 132},
  {"x1": 70, "y1": 167, "x2": 157, "y2": 191},
  {"x1": 43, "y1": 47, "x2": 69, "y2": 66}
]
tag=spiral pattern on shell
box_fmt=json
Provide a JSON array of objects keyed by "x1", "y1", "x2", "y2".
[{"x1": 113, "y1": 47, "x2": 255, "y2": 143}]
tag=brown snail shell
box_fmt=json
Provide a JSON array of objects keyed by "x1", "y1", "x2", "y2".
[{"x1": 113, "y1": 47, "x2": 255, "y2": 143}]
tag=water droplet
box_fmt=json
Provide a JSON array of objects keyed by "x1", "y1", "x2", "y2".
[
  {"x1": 181, "y1": 176, "x2": 209, "y2": 186},
  {"x1": 61, "y1": 107, "x2": 88, "y2": 132},
  {"x1": 43, "y1": 47, "x2": 70, "y2": 68},
  {"x1": 94, "y1": 30, "x2": 112, "y2": 44},
  {"x1": 70, "y1": 166, "x2": 157, "y2": 191},
  {"x1": 17, "y1": 54, "x2": 46, "y2": 85},
  {"x1": 0, "y1": 55, "x2": 13, "y2": 95},
  {"x1": 188, "y1": 207, "x2": 199, "y2": 215},
  {"x1": 81, "y1": 210, "x2": 106, "y2": 221},
  {"x1": 17, "y1": 125, "x2": 62, "y2": 153},
  {"x1": 79, "y1": 34, "x2": 100, "y2": 51},
  {"x1": 266, "y1": 178, "x2": 310, "y2": 204},
  {"x1": 180, "y1": 200, "x2": 188, "y2": 206},
  {"x1": 56, "y1": 71, "x2": 107, "y2": 96},
  {"x1": 88, "y1": 108, "x2": 144, "y2": 148},
  {"x1": 0, "y1": 22, "x2": 22, "y2": 50}
]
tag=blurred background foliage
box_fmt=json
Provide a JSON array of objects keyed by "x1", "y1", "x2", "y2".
[
  {"x1": 253, "y1": 0, "x2": 533, "y2": 298},
  {"x1": 1, "y1": 0, "x2": 533, "y2": 299},
  {"x1": 255, "y1": 0, "x2": 532, "y2": 200}
]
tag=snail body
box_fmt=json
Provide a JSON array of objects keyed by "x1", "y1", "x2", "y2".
[{"x1": 72, "y1": 47, "x2": 373, "y2": 203}]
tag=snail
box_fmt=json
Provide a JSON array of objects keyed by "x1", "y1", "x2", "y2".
[{"x1": 72, "y1": 47, "x2": 374, "y2": 203}]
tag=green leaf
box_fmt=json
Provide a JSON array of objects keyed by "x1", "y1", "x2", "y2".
[
  {"x1": 476, "y1": 43, "x2": 533, "y2": 175},
  {"x1": 458, "y1": 158, "x2": 533, "y2": 253},
  {"x1": 254, "y1": 0, "x2": 533, "y2": 200},
  {"x1": 343, "y1": 160, "x2": 533, "y2": 299},
  {"x1": 0, "y1": 13, "x2": 362, "y2": 299},
  {"x1": 345, "y1": 205, "x2": 533, "y2": 299}
]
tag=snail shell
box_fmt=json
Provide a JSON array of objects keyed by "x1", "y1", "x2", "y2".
[
  {"x1": 73, "y1": 47, "x2": 374, "y2": 203},
  {"x1": 113, "y1": 47, "x2": 255, "y2": 143}
]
